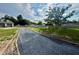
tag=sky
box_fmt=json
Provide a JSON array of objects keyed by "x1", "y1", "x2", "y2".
[{"x1": 0, "y1": 3, "x2": 79, "y2": 22}]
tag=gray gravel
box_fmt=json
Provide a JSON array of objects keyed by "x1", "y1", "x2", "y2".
[{"x1": 18, "y1": 28, "x2": 79, "y2": 55}]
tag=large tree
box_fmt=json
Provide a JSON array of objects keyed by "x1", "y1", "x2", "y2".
[
  {"x1": 2, "y1": 15, "x2": 10, "y2": 21},
  {"x1": 45, "y1": 4, "x2": 76, "y2": 27},
  {"x1": 37, "y1": 21, "x2": 42, "y2": 25},
  {"x1": 17, "y1": 15, "x2": 23, "y2": 25},
  {"x1": 17, "y1": 15, "x2": 30, "y2": 25},
  {"x1": 17, "y1": 15, "x2": 23, "y2": 20}
]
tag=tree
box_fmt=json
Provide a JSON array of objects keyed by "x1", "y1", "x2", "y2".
[
  {"x1": 9, "y1": 16, "x2": 18, "y2": 25},
  {"x1": 30, "y1": 21, "x2": 37, "y2": 25},
  {"x1": 37, "y1": 21, "x2": 42, "y2": 25},
  {"x1": 17, "y1": 15, "x2": 30, "y2": 25},
  {"x1": 17, "y1": 15, "x2": 24, "y2": 25},
  {"x1": 25, "y1": 19, "x2": 31, "y2": 25},
  {"x1": 45, "y1": 4, "x2": 76, "y2": 27},
  {"x1": 3, "y1": 15, "x2": 10, "y2": 21},
  {"x1": 72, "y1": 20, "x2": 78, "y2": 23},
  {"x1": 21, "y1": 19, "x2": 30, "y2": 25},
  {"x1": 17, "y1": 15, "x2": 23, "y2": 20}
]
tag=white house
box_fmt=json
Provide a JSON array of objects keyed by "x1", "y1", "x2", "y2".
[{"x1": 0, "y1": 19, "x2": 14, "y2": 27}]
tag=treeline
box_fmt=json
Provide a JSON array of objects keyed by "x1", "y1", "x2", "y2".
[{"x1": 1, "y1": 15, "x2": 31, "y2": 26}]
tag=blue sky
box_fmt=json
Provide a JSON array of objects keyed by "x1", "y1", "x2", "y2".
[{"x1": 0, "y1": 3, "x2": 79, "y2": 22}]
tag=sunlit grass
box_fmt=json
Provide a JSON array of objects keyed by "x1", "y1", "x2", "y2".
[
  {"x1": 57, "y1": 28, "x2": 79, "y2": 42},
  {"x1": 0, "y1": 28, "x2": 17, "y2": 42}
]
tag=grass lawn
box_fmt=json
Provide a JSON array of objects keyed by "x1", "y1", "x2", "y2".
[
  {"x1": 57, "y1": 28, "x2": 79, "y2": 42},
  {"x1": 0, "y1": 28, "x2": 17, "y2": 42},
  {"x1": 29, "y1": 27, "x2": 79, "y2": 43}
]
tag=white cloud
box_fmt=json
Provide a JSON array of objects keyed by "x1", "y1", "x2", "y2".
[
  {"x1": 47, "y1": 3, "x2": 53, "y2": 7},
  {"x1": 9, "y1": 3, "x2": 49, "y2": 22},
  {"x1": 16, "y1": 3, "x2": 48, "y2": 22},
  {"x1": 36, "y1": 3, "x2": 55, "y2": 22},
  {"x1": 14, "y1": 3, "x2": 37, "y2": 22},
  {"x1": 0, "y1": 12, "x2": 8, "y2": 18},
  {"x1": 70, "y1": 3, "x2": 79, "y2": 9},
  {"x1": 35, "y1": 7, "x2": 47, "y2": 22},
  {"x1": 0, "y1": 12, "x2": 5, "y2": 17}
]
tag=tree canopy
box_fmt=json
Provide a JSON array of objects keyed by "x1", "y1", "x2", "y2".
[
  {"x1": 45, "y1": 4, "x2": 76, "y2": 27},
  {"x1": 37, "y1": 21, "x2": 42, "y2": 25}
]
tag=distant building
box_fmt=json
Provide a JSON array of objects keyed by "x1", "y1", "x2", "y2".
[
  {"x1": 62, "y1": 23, "x2": 79, "y2": 28},
  {"x1": 0, "y1": 19, "x2": 14, "y2": 27}
]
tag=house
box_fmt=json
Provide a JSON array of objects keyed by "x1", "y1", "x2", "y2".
[{"x1": 0, "y1": 19, "x2": 14, "y2": 27}]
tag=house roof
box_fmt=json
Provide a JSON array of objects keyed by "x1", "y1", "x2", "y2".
[{"x1": 0, "y1": 19, "x2": 14, "y2": 24}]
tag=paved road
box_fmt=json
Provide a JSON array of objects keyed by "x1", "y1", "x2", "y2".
[{"x1": 18, "y1": 28, "x2": 79, "y2": 55}]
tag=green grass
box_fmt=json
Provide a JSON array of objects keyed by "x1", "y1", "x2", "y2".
[
  {"x1": 57, "y1": 28, "x2": 79, "y2": 42},
  {"x1": 29, "y1": 27, "x2": 79, "y2": 42},
  {"x1": 0, "y1": 28, "x2": 17, "y2": 41}
]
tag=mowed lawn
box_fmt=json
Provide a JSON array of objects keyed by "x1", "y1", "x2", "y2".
[
  {"x1": 29, "y1": 27, "x2": 79, "y2": 43},
  {"x1": 0, "y1": 28, "x2": 17, "y2": 42}
]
